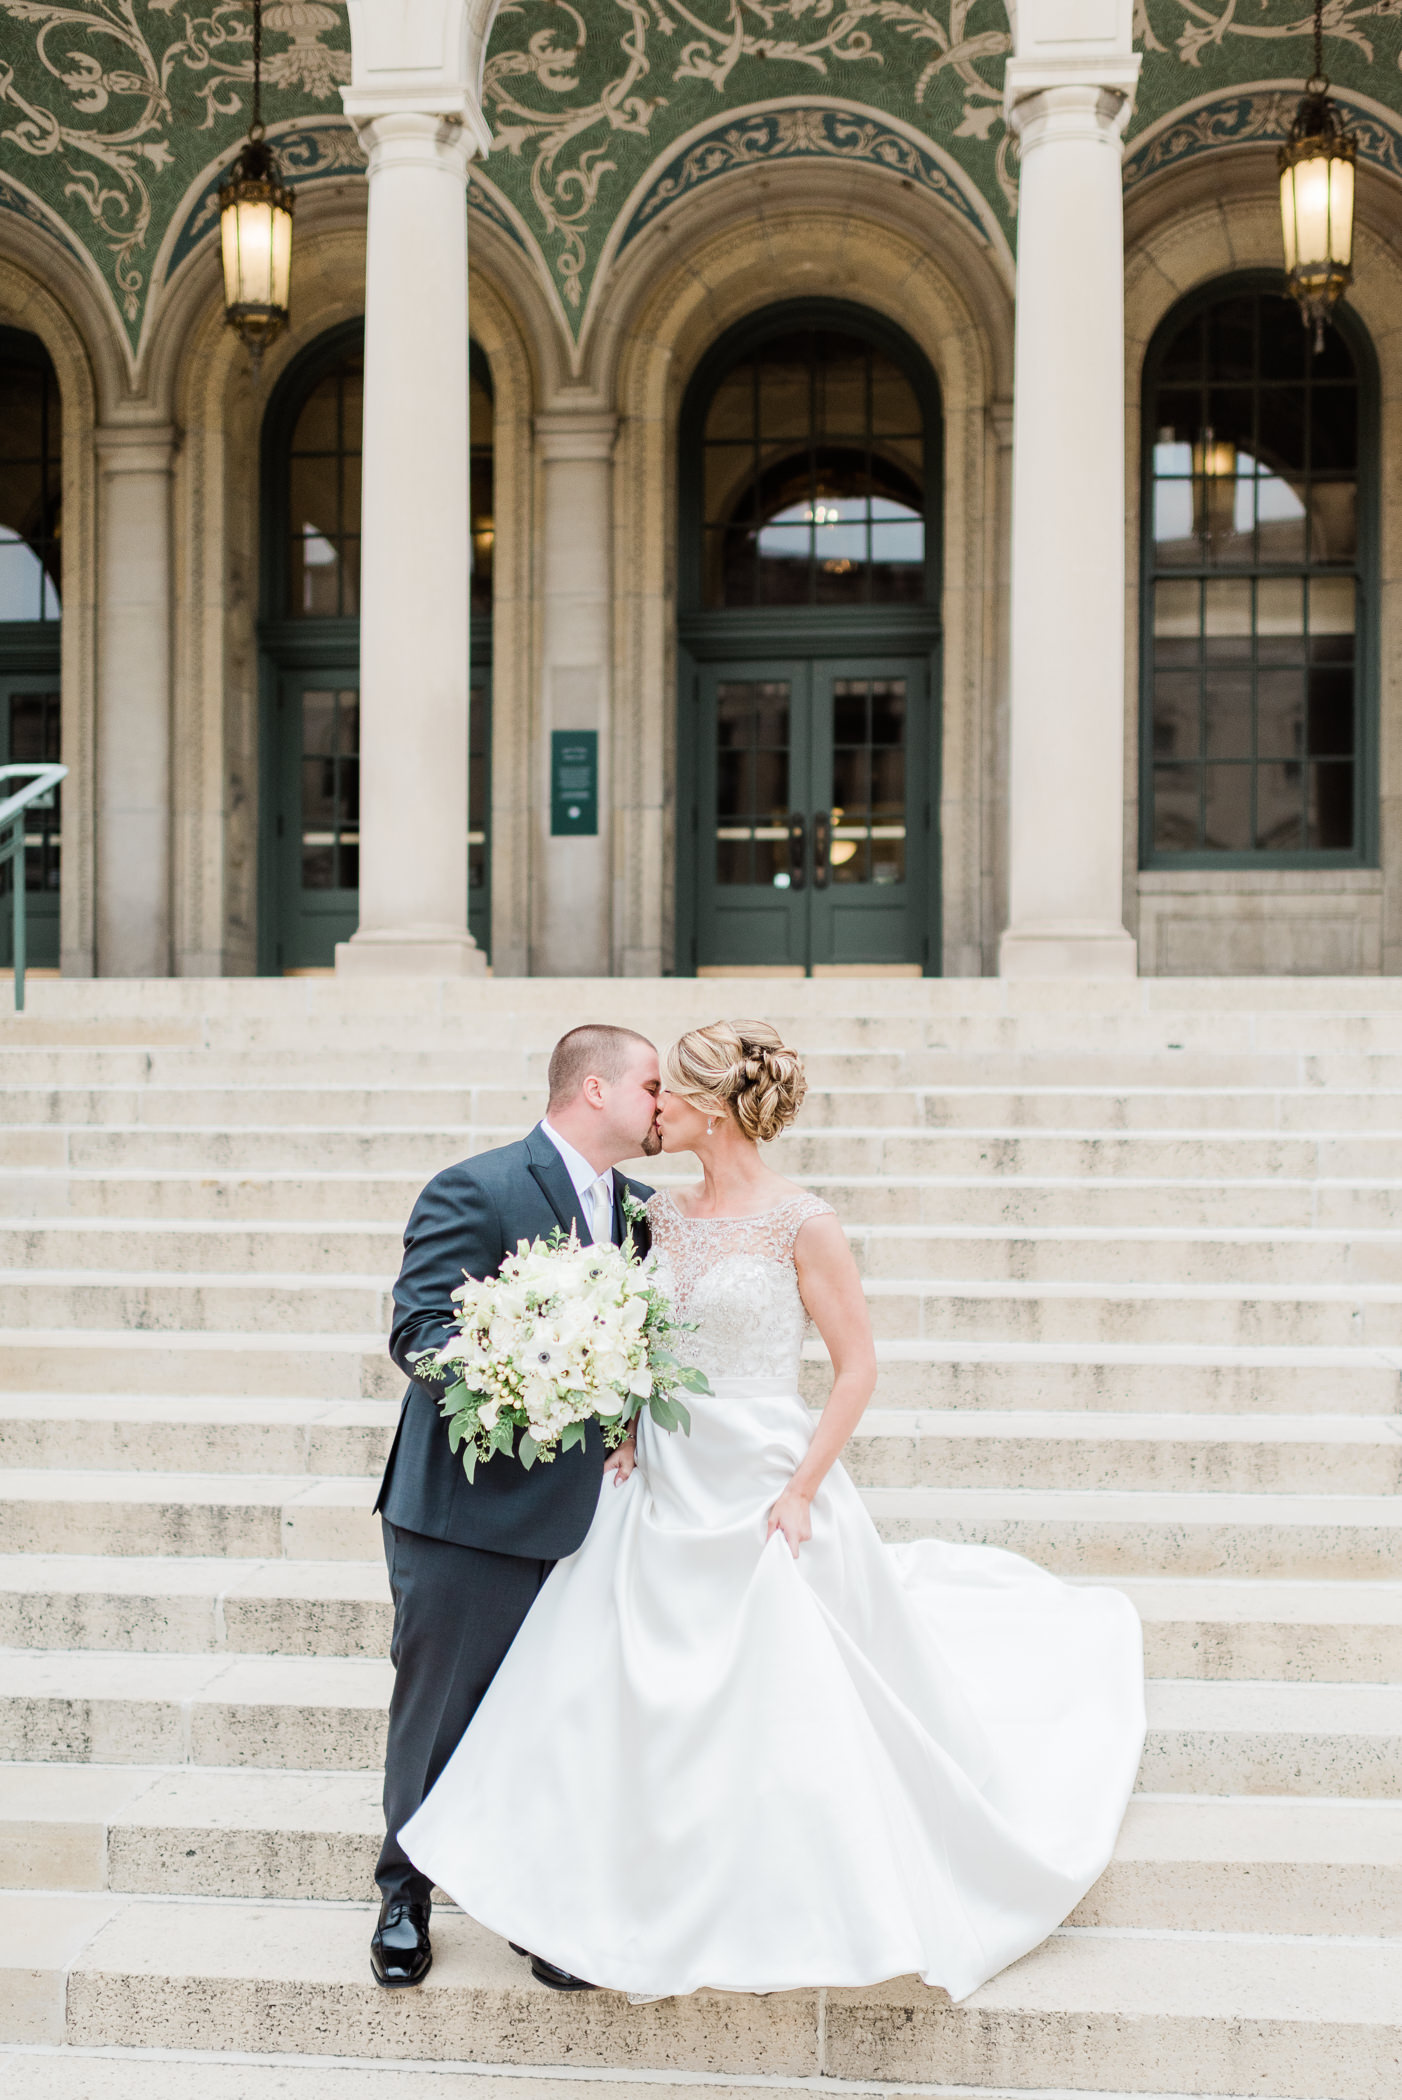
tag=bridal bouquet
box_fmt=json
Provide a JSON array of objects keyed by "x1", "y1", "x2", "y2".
[{"x1": 413, "y1": 1228, "x2": 709, "y2": 1482}]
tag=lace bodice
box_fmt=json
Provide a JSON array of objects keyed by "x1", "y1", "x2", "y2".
[{"x1": 645, "y1": 1188, "x2": 835, "y2": 1387}]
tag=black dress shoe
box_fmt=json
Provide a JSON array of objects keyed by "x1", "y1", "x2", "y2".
[
  {"x1": 371, "y1": 1898, "x2": 432, "y2": 1988},
  {"x1": 526, "y1": 1951, "x2": 597, "y2": 1992}
]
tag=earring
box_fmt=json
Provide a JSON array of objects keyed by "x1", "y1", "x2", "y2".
[{"x1": 706, "y1": 1117, "x2": 714, "y2": 1135}]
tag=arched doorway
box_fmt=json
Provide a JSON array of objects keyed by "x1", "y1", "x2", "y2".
[
  {"x1": 258, "y1": 324, "x2": 494, "y2": 970},
  {"x1": 676, "y1": 303, "x2": 942, "y2": 975},
  {"x1": 0, "y1": 327, "x2": 62, "y2": 970}
]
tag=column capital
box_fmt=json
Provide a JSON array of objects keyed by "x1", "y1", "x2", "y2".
[
  {"x1": 1004, "y1": 69, "x2": 1140, "y2": 144},
  {"x1": 535, "y1": 410, "x2": 619, "y2": 464},
  {"x1": 342, "y1": 0, "x2": 492, "y2": 158},
  {"x1": 343, "y1": 104, "x2": 489, "y2": 172},
  {"x1": 94, "y1": 422, "x2": 178, "y2": 476}
]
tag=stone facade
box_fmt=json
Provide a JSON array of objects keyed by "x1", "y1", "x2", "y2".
[{"x1": 1, "y1": 0, "x2": 1401, "y2": 976}]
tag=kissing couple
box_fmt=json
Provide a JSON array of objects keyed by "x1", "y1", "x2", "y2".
[{"x1": 371, "y1": 1019, "x2": 1145, "y2": 2003}]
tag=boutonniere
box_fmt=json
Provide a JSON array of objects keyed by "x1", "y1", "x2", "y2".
[{"x1": 621, "y1": 1187, "x2": 650, "y2": 1247}]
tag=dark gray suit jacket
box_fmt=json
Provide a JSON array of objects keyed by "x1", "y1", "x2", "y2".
[{"x1": 379, "y1": 1123, "x2": 653, "y2": 1559}]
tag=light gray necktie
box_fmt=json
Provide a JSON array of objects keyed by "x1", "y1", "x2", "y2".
[{"x1": 586, "y1": 1173, "x2": 614, "y2": 1245}]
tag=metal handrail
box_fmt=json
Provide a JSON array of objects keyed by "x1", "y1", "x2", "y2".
[{"x1": 0, "y1": 762, "x2": 68, "y2": 1012}]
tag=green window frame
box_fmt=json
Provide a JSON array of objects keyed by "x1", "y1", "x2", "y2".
[{"x1": 1140, "y1": 274, "x2": 1378, "y2": 869}]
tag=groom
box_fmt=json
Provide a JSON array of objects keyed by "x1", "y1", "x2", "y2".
[{"x1": 371, "y1": 1023, "x2": 662, "y2": 1992}]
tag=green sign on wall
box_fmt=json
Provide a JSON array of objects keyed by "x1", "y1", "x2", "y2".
[{"x1": 551, "y1": 731, "x2": 598, "y2": 836}]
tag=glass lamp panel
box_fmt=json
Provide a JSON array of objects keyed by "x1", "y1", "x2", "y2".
[
  {"x1": 1329, "y1": 155, "x2": 1355, "y2": 268},
  {"x1": 269, "y1": 203, "x2": 292, "y2": 312},
  {"x1": 229, "y1": 197, "x2": 276, "y2": 305},
  {"x1": 1255, "y1": 762, "x2": 1304, "y2": 849},
  {"x1": 1307, "y1": 759, "x2": 1354, "y2": 847},
  {"x1": 1153, "y1": 763, "x2": 1202, "y2": 850},
  {"x1": 1257, "y1": 668, "x2": 1306, "y2": 758},
  {"x1": 1203, "y1": 763, "x2": 1253, "y2": 850},
  {"x1": 1287, "y1": 152, "x2": 1336, "y2": 272}
]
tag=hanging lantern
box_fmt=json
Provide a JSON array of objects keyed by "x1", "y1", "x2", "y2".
[
  {"x1": 1279, "y1": 0, "x2": 1356, "y2": 352},
  {"x1": 220, "y1": 0, "x2": 294, "y2": 369}
]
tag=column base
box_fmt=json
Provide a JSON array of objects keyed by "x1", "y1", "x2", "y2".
[
  {"x1": 335, "y1": 929, "x2": 487, "y2": 978},
  {"x1": 999, "y1": 923, "x2": 1138, "y2": 979}
]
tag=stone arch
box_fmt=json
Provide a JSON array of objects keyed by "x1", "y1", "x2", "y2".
[
  {"x1": 1124, "y1": 158, "x2": 1402, "y2": 973},
  {"x1": 0, "y1": 229, "x2": 114, "y2": 975},
  {"x1": 601, "y1": 169, "x2": 1014, "y2": 975}
]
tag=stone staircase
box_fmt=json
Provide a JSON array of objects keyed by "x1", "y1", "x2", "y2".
[{"x1": 1, "y1": 975, "x2": 1400, "y2": 2100}]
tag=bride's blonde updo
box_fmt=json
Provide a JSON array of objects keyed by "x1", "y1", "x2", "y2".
[{"x1": 663, "y1": 1019, "x2": 807, "y2": 1145}]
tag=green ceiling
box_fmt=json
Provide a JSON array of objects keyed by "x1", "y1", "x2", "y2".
[{"x1": 1, "y1": 0, "x2": 1399, "y2": 351}]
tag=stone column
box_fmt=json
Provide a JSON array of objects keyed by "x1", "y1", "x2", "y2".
[
  {"x1": 94, "y1": 423, "x2": 174, "y2": 977},
  {"x1": 334, "y1": 106, "x2": 486, "y2": 976},
  {"x1": 532, "y1": 410, "x2": 616, "y2": 977},
  {"x1": 998, "y1": 40, "x2": 1140, "y2": 978}
]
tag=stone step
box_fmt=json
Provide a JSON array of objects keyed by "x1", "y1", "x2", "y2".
[
  {"x1": 6, "y1": 1470, "x2": 1402, "y2": 1577},
  {"x1": 2, "y1": 1648, "x2": 1399, "y2": 1790},
  {"x1": 6, "y1": 1327, "x2": 1400, "y2": 1413},
  {"x1": 10, "y1": 1217, "x2": 1402, "y2": 1287},
  {"x1": 866, "y1": 1484, "x2": 1402, "y2": 1577},
  {"x1": 5, "y1": 1554, "x2": 1400, "y2": 1682},
  {"x1": 13, "y1": 1122, "x2": 1402, "y2": 1179},
  {"x1": 7, "y1": 1397, "x2": 1400, "y2": 1495},
  {"x1": 11, "y1": 1269, "x2": 1402, "y2": 1347},
  {"x1": 18, "y1": 1080, "x2": 1402, "y2": 1135},
  {"x1": 4, "y1": 1764, "x2": 1398, "y2": 1936},
  {"x1": 10, "y1": 1167, "x2": 1402, "y2": 1232},
  {"x1": 3, "y1": 1889, "x2": 1399, "y2": 2095}
]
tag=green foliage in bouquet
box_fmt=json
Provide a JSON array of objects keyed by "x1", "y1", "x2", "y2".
[{"x1": 413, "y1": 1220, "x2": 710, "y2": 1483}]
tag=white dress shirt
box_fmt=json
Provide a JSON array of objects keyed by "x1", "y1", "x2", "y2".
[{"x1": 539, "y1": 1119, "x2": 616, "y2": 1244}]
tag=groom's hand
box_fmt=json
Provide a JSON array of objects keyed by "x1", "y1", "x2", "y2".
[{"x1": 604, "y1": 1437, "x2": 637, "y2": 1486}]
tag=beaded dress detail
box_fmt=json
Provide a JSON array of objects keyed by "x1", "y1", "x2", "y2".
[{"x1": 645, "y1": 1188, "x2": 833, "y2": 1387}]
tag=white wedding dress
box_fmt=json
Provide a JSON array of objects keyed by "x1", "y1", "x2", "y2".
[{"x1": 400, "y1": 1190, "x2": 1146, "y2": 2003}]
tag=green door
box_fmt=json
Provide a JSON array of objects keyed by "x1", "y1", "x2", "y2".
[
  {"x1": 0, "y1": 675, "x2": 60, "y2": 970},
  {"x1": 695, "y1": 656, "x2": 928, "y2": 972},
  {"x1": 273, "y1": 672, "x2": 360, "y2": 970}
]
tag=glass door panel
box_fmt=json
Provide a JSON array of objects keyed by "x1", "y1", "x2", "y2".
[
  {"x1": 275, "y1": 671, "x2": 360, "y2": 969},
  {"x1": 696, "y1": 663, "x2": 807, "y2": 969},
  {"x1": 808, "y1": 662, "x2": 923, "y2": 967},
  {"x1": 692, "y1": 657, "x2": 927, "y2": 972},
  {"x1": 0, "y1": 676, "x2": 60, "y2": 970}
]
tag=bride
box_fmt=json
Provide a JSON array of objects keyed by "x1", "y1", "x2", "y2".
[{"x1": 400, "y1": 1019, "x2": 1146, "y2": 2003}]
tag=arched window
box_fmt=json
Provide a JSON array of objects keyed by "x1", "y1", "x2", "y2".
[
  {"x1": 696, "y1": 325, "x2": 930, "y2": 611},
  {"x1": 678, "y1": 304, "x2": 940, "y2": 975},
  {"x1": 1142, "y1": 282, "x2": 1374, "y2": 863},
  {"x1": 259, "y1": 325, "x2": 494, "y2": 969},
  {"x1": 0, "y1": 327, "x2": 62, "y2": 968}
]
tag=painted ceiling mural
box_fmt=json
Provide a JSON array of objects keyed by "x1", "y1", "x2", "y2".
[{"x1": 1, "y1": 0, "x2": 1401, "y2": 355}]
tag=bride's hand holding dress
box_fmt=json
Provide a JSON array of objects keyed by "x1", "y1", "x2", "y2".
[{"x1": 763, "y1": 1202, "x2": 875, "y2": 1559}]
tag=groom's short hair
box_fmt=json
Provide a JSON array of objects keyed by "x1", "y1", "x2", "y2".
[{"x1": 548, "y1": 1024, "x2": 655, "y2": 1109}]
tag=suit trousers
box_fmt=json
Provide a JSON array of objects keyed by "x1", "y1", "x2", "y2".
[{"x1": 376, "y1": 1518, "x2": 552, "y2": 1905}]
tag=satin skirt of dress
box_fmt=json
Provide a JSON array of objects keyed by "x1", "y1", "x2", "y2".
[{"x1": 399, "y1": 1379, "x2": 1146, "y2": 2003}]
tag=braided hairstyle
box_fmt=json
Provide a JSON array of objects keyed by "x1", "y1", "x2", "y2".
[{"x1": 663, "y1": 1019, "x2": 807, "y2": 1144}]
